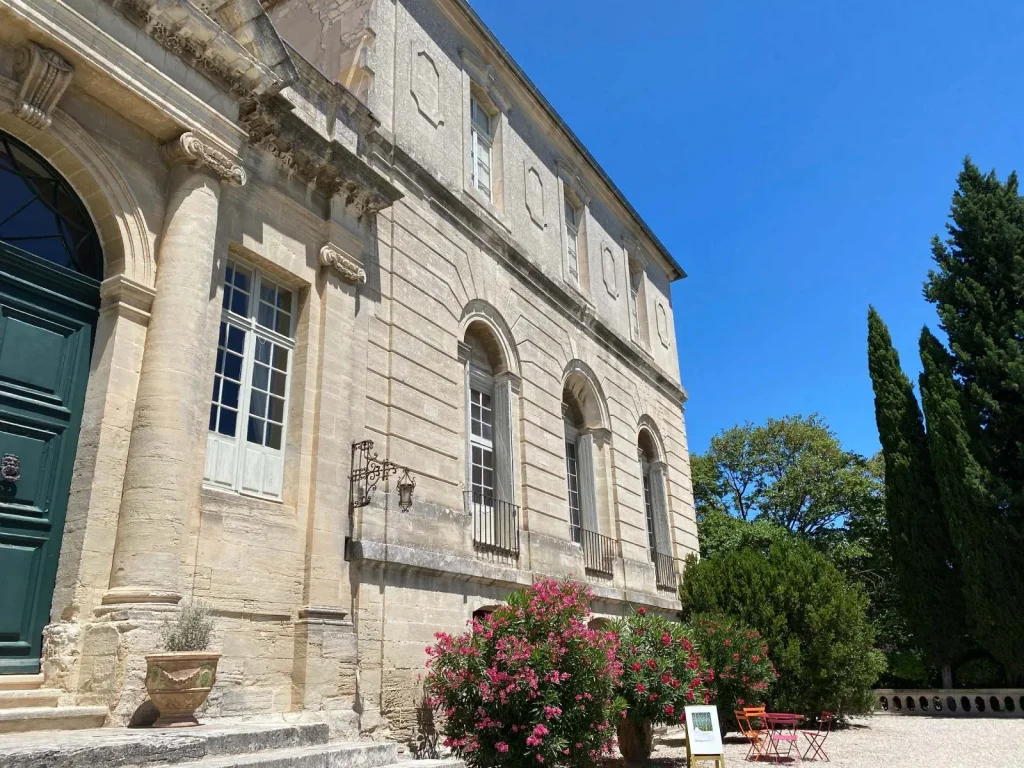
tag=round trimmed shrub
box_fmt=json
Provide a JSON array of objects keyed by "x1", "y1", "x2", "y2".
[{"x1": 680, "y1": 539, "x2": 885, "y2": 716}]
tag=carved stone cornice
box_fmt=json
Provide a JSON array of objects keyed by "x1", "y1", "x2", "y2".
[
  {"x1": 13, "y1": 43, "x2": 74, "y2": 130},
  {"x1": 240, "y1": 97, "x2": 401, "y2": 216},
  {"x1": 319, "y1": 243, "x2": 366, "y2": 285},
  {"x1": 112, "y1": 0, "x2": 295, "y2": 97},
  {"x1": 164, "y1": 131, "x2": 246, "y2": 186}
]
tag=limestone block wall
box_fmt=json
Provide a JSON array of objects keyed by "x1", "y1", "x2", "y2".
[{"x1": 324, "y1": 0, "x2": 684, "y2": 382}]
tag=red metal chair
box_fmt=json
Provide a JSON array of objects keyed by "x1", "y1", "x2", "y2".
[{"x1": 801, "y1": 711, "x2": 834, "y2": 761}]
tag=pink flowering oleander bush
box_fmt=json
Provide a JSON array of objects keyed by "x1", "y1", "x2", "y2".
[
  {"x1": 611, "y1": 607, "x2": 711, "y2": 727},
  {"x1": 690, "y1": 613, "x2": 776, "y2": 727},
  {"x1": 424, "y1": 580, "x2": 622, "y2": 768}
]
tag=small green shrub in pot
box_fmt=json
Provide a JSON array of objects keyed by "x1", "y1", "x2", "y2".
[
  {"x1": 145, "y1": 600, "x2": 221, "y2": 727},
  {"x1": 162, "y1": 600, "x2": 214, "y2": 652},
  {"x1": 424, "y1": 579, "x2": 621, "y2": 768},
  {"x1": 610, "y1": 607, "x2": 710, "y2": 762}
]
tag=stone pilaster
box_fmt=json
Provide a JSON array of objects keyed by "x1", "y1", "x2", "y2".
[
  {"x1": 104, "y1": 131, "x2": 244, "y2": 607},
  {"x1": 290, "y1": 227, "x2": 368, "y2": 727}
]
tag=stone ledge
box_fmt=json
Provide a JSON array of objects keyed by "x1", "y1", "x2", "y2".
[
  {"x1": 348, "y1": 538, "x2": 682, "y2": 611},
  {"x1": 0, "y1": 705, "x2": 107, "y2": 735}
]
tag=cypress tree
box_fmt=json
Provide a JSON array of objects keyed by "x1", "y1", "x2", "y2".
[
  {"x1": 924, "y1": 159, "x2": 1024, "y2": 508},
  {"x1": 866, "y1": 308, "x2": 967, "y2": 682},
  {"x1": 919, "y1": 329, "x2": 1024, "y2": 680}
]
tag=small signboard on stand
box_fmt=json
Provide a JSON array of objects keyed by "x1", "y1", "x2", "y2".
[{"x1": 684, "y1": 705, "x2": 725, "y2": 767}]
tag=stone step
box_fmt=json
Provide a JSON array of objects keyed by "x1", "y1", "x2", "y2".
[
  {"x1": 0, "y1": 721, "x2": 331, "y2": 768},
  {"x1": 0, "y1": 689, "x2": 61, "y2": 709},
  {"x1": 392, "y1": 759, "x2": 465, "y2": 768},
  {"x1": 180, "y1": 741, "x2": 399, "y2": 768},
  {"x1": 0, "y1": 706, "x2": 108, "y2": 735},
  {"x1": 0, "y1": 675, "x2": 44, "y2": 692}
]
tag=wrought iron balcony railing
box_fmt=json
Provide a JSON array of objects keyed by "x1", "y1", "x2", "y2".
[
  {"x1": 466, "y1": 490, "x2": 520, "y2": 556},
  {"x1": 581, "y1": 528, "x2": 616, "y2": 575},
  {"x1": 654, "y1": 551, "x2": 677, "y2": 590}
]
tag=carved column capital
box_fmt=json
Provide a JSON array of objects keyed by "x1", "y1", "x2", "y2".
[
  {"x1": 319, "y1": 243, "x2": 366, "y2": 285},
  {"x1": 163, "y1": 131, "x2": 247, "y2": 187},
  {"x1": 14, "y1": 43, "x2": 74, "y2": 130}
]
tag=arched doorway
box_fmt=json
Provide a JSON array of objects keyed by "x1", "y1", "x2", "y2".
[{"x1": 0, "y1": 131, "x2": 102, "y2": 674}]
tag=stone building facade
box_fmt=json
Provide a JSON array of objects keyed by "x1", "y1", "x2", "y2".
[{"x1": 0, "y1": 0, "x2": 697, "y2": 742}]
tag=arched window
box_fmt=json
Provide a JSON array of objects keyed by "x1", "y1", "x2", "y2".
[
  {"x1": 462, "y1": 319, "x2": 518, "y2": 554},
  {"x1": 0, "y1": 132, "x2": 101, "y2": 279},
  {"x1": 639, "y1": 427, "x2": 674, "y2": 588},
  {"x1": 562, "y1": 364, "x2": 614, "y2": 573}
]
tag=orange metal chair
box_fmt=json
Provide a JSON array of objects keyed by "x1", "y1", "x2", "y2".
[
  {"x1": 735, "y1": 706, "x2": 766, "y2": 760},
  {"x1": 801, "y1": 711, "x2": 834, "y2": 761}
]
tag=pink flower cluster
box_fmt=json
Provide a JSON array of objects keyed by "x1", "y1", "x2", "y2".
[{"x1": 424, "y1": 579, "x2": 621, "y2": 768}]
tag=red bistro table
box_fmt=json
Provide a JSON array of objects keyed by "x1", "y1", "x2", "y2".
[{"x1": 757, "y1": 713, "x2": 803, "y2": 762}]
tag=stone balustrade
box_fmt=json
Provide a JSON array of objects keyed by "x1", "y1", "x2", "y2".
[{"x1": 875, "y1": 689, "x2": 1024, "y2": 717}]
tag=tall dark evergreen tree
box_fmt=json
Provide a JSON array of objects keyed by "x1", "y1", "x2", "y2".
[
  {"x1": 919, "y1": 329, "x2": 1024, "y2": 680},
  {"x1": 866, "y1": 308, "x2": 967, "y2": 682},
  {"x1": 925, "y1": 160, "x2": 1024, "y2": 509}
]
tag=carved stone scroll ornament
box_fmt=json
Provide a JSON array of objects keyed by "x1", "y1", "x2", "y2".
[
  {"x1": 163, "y1": 132, "x2": 247, "y2": 187},
  {"x1": 319, "y1": 243, "x2": 366, "y2": 285},
  {"x1": 13, "y1": 43, "x2": 75, "y2": 130}
]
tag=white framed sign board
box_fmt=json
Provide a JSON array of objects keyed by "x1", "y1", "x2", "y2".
[{"x1": 685, "y1": 705, "x2": 724, "y2": 758}]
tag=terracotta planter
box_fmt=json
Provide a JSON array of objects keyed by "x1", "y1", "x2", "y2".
[
  {"x1": 144, "y1": 652, "x2": 220, "y2": 727},
  {"x1": 617, "y1": 716, "x2": 654, "y2": 763}
]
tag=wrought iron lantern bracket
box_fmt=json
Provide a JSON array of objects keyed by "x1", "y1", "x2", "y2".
[{"x1": 350, "y1": 440, "x2": 415, "y2": 511}]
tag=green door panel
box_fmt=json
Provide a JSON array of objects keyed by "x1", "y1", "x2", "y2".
[{"x1": 0, "y1": 243, "x2": 98, "y2": 674}]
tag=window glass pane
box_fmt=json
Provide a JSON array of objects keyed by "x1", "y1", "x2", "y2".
[
  {"x1": 227, "y1": 325, "x2": 246, "y2": 354},
  {"x1": 209, "y1": 405, "x2": 217, "y2": 431},
  {"x1": 232, "y1": 263, "x2": 252, "y2": 292},
  {"x1": 266, "y1": 423, "x2": 282, "y2": 450},
  {"x1": 247, "y1": 416, "x2": 264, "y2": 444},
  {"x1": 471, "y1": 99, "x2": 490, "y2": 132},
  {"x1": 211, "y1": 376, "x2": 222, "y2": 403},
  {"x1": 219, "y1": 408, "x2": 237, "y2": 437},
  {"x1": 230, "y1": 289, "x2": 249, "y2": 317},
  {"x1": 257, "y1": 300, "x2": 275, "y2": 330},
  {"x1": 268, "y1": 395, "x2": 285, "y2": 423},
  {"x1": 221, "y1": 380, "x2": 240, "y2": 410},
  {"x1": 272, "y1": 345, "x2": 288, "y2": 371},
  {"x1": 252, "y1": 363, "x2": 269, "y2": 392},
  {"x1": 255, "y1": 338, "x2": 271, "y2": 365},
  {"x1": 224, "y1": 352, "x2": 243, "y2": 382},
  {"x1": 270, "y1": 370, "x2": 287, "y2": 397},
  {"x1": 250, "y1": 391, "x2": 267, "y2": 419}
]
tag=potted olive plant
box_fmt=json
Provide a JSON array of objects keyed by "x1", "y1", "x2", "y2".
[{"x1": 145, "y1": 600, "x2": 220, "y2": 727}]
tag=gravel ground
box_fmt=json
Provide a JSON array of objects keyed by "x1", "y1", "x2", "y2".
[{"x1": 630, "y1": 715, "x2": 1024, "y2": 768}]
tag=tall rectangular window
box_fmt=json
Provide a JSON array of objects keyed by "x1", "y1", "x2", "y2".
[
  {"x1": 642, "y1": 465, "x2": 657, "y2": 559},
  {"x1": 629, "y1": 271, "x2": 642, "y2": 342},
  {"x1": 205, "y1": 260, "x2": 295, "y2": 499},
  {"x1": 470, "y1": 384, "x2": 494, "y2": 505},
  {"x1": 565, "y1": 195, "x2": 580, "y2": 285},
  {"x1": 566, "y1": 439, "x2": 582, "y2": 544},
  {"x1": 471, "y1": 97, "x2": 493, "y2": 201}
]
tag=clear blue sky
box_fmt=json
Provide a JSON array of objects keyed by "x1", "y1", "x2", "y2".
[{"x1": 469, "y1": 0, "x2": 1024, "y2": 458}]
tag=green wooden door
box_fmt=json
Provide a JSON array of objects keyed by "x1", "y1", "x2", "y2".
[{"x1": 0, "y1": 243, "x2": 98, "y2": 673}]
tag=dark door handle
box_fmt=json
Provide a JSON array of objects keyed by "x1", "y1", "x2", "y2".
[{"x1": 1, "y1": 453, "x2": 20, "y2": 483}]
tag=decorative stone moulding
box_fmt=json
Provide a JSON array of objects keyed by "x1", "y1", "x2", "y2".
[
  {"x1": 164, "y1": 131, "x2": 247, "y2": 187},
  {"x1": 410, "y1": 46, "x2": 443, "y2": 127},
  {"x1": 240, "y1": 98, "x2": 401, "y2": 216},
  {"x1": 13, "y1": 43, "x2": 74, "y2": 130},
  {"x1": 320, "y1": 243, "x2": 366, "y2": 285},
  {"x1": 656, "y1": 302, "x2": 670, "y2": 347},
  {"x1": 113, "y1": 0, "x2": 295, "y2": 97},
  {"x1": 601, "y1": 241, "x2": 618, "y2": 297}
]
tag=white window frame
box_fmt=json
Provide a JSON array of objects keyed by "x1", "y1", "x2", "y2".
[
  {"x1": 468, "y1": 367, "x2": 495, "y2": 509},
  {"x1": 564, "y1": 421, "x2": 582, "y2": 544},
  {"x1": 205, "y1": 259, "x2": 296, "y2": 500},
  {"x1": 641, "y1": 458, "x2": 657, "y2": 560},
  {"x1": 470, "y1": 97, "x2": 494, "y2": 202},
  {"x1": 629, "y1": 270, "x2": 642, "y2": 342},
  {"x1": 564, "y1": 194, "x2": 581, "y2": 286}
]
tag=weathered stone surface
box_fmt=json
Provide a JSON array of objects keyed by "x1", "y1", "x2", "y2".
[{"x1": 0, "y1": 721, "x2": 333, "y2": 768}]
